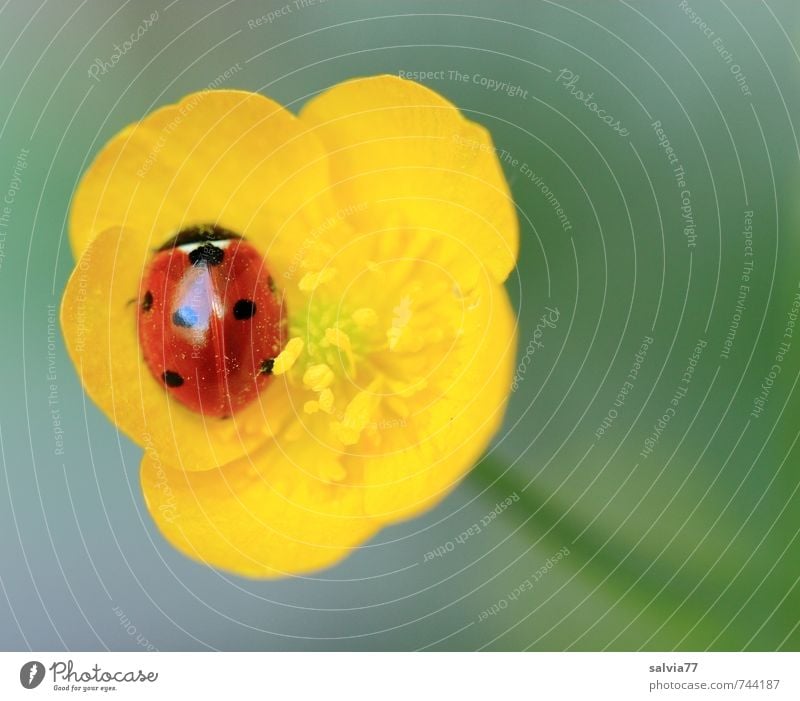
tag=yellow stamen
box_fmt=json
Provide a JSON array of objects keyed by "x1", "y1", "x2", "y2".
[
  {"x1": 332, "y1": 389, "x2": 378, "y2": 446},
  {"x1": 299, "y1": 268, "x2": 336, "y2": 292},
  {"x1": 352, "y1": 307, "x2": 378, "y2": 328},
  {"x1": 387, "y1": 295, "x2": 413, "y2": 351},
  {"x1": 318, "y1": 388, "x2": 334, "y2": 413},
  {"x1": 304, "y1": 400, "x2": 320, "y2": 415},
  {"x1": 323, "y1": 326, "x2": 355, "y2": 370},
  {"x1": 272, "y1": 337, "x2": 304, "y2": 375},
  {"x1": 303, "y1": 363, "x2": 334, "y2": 392},
  {"x1": 323, "y1": 326, "x2": 352, "y2": 352}
]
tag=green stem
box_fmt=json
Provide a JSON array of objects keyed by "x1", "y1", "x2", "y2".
[{"x1": 467, "y1": 453, "x2": 731, "y2": 648}]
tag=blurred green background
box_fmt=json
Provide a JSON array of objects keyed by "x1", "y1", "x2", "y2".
[{"x1": 1, "y1": 0, "x2": 799, "y2": 651}]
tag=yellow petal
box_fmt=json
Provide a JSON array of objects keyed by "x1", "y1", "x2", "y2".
[
  {"x1": 298, "y1": 268, "x2": 336, "y2": 292},
  {"x1": 70, "y1": 90, "x2": 346, "y2": 286},
  {"x1": 141, "y1": 439, "x2": 377, "y2": 577},
  {"x1": 60, "y1": 227, "x2": 295, "y2": 471},
  {"x1": 300, "y1": 75, "x2": 518, "y2": 285}
]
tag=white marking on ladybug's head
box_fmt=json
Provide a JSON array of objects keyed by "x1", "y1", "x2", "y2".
[{"x1": 176, "y1": 239, "x2": 234, "y2": 254}]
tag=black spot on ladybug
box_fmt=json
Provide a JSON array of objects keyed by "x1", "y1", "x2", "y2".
[
  {"x1": 172, "y1": 306, "x2": 198, "y2": 328},
  {"x1": 189, "y1": 243, "x2": 224, "y2": 267},
  {"x1": 260, "y1": 358, "x2": 275, "y2": 375},
  {"x1": 233, "y1": 299, "x2": 257, "y2": 320},
  {"x1": 162, "y1": 370, "x2": 184, "y2": 388},
  {"x1": 158, "y1": 224, "x2": 242, "y2": 250},
  {"x1": 141, "y1": 290, "x2": 153, "y2": 312}
]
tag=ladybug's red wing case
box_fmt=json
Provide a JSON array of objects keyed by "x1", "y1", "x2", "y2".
[
  {"x1": 215, "y1": 240, "x2": 286, "y2": 411},
  {"x1": 137, "y1": 228, "x2": 287, "y2": 418}
]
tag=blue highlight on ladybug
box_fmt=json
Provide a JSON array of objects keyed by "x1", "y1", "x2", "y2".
[{"x1": 172, "y1": 306, "x2": 199, "y2": 328}]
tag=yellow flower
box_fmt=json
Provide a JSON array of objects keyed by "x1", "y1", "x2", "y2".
[{"x1": 61, "y1": 76, "x2": 518, "y2": 577}]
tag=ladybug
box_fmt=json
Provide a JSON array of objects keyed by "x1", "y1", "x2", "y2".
[{"x1": 137, "y1": 224, "x2": 287, "y2": 418}]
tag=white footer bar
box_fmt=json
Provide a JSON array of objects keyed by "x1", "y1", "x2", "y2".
[{"x1": 1, "y1": 652, "x2": 797, "y2": 700}]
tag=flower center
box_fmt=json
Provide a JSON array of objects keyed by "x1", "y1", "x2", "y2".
[
  {"x1": 270, "y1": 253, "x2": 469, "y2": 449},
  {"x1": 291, "y1": 296, "x2": 370, "y2": 376},
  {"x1": 269, "y1": 269, "x2": 382, "y2": 444}
]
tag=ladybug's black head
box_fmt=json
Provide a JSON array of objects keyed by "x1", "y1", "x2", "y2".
[{"x1": 157, "y1": 223, "x2": 242, "y2": 251}]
